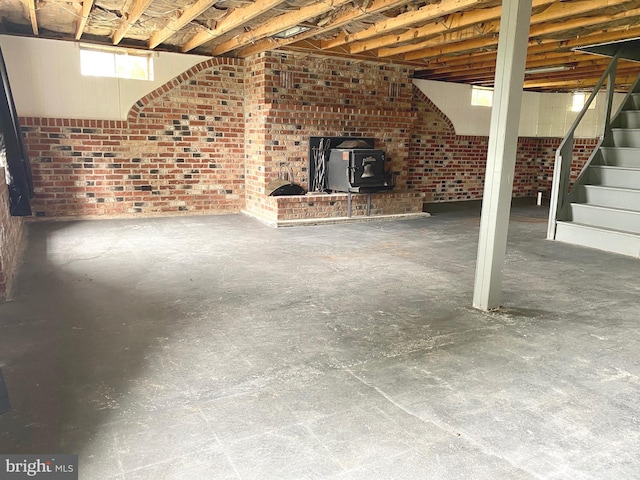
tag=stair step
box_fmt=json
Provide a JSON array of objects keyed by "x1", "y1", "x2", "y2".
[
  {"x1": 568, "y1": 204, "x2": 640, "y2": 234},
  {"x1": 575, "y1": 185, "x2": 640, "y2": 211},
  {"x1": 616, "y1": 111, "x2": 640, "y2": 129},
  {"x1": 587, "y1": 165, "x2": 640, "y2": 189},
  {"x1": 623, "y1": 93, "x2": 640, "y2": 111},
  {"x1": 555, "y1": 221, "x2": 640, "y2": 258},
  {"x1": 599, "y1": 146, "x2": 640, "y2": 167},
  {"x1": 611, "y1": 128, "x2": 640, "y2": 148}
]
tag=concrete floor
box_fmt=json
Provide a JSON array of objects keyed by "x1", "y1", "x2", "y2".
[{"x1": 0, "y1": 203, "x2": 639, "y2": 479}]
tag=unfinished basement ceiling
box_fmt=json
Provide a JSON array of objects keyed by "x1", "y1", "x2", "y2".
[{"x1": 1, "y1": 0, "x2": 640, "y2": 92}]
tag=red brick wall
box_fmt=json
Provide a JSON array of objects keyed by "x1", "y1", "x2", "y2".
[
  {"x1": 17, "y1": 52, "x2": 599, "y2": 221},
  {"x1": 408, "y1": 87, "x2": 597, "y2": 202},
  {"x1": 21, "y1": 58, "x2": 245, "y2": 218},
  {"x1": 243, "y1": 52, "x2": 417, "y2": 220},
  {"x1": 267, "y1": 191, "x2": 424, "y2": 222},
  {"x1": 251, "y1": 52, "x2": 413, "y2": 109},
  {"x1": 0, "y1": 168, "x2": 25, "y2": 300},
  {"x1": 533, "y1": 137, "x2": 599, "y2": 191},
  {"x1": 243, "y1": 56, "x2": 268, "y2": 218}
]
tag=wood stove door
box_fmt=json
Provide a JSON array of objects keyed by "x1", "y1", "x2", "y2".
[{"x1": 350, "y1": 152, "x2": 386, "y2": 186}]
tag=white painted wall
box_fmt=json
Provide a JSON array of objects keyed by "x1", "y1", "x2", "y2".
[
  {"x1": 414, "y1": 78, "x2": 625, "y2": 138},
  {"x1": 536, "y1": 90, "x2": 625, "y2": 138},
  {"x1": 0, "y1": 35, "x2": 207, "y2": 120},
  {"x1": 413, "y1": 80, "x2": 496, "y2": 136},
  {"x1": 0, "y1": 36, "x2": 625, "y2": 133}
]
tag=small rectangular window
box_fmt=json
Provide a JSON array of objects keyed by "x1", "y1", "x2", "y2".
[
  {"x1": 471, "y1": 86, "x2": 493, "y2": 107},
  {"x1": 80, "y1": 47, "x2": 154, "y2": 81},
  {"x1": 571, "y1": 92, "x2": 595, "y2": 112}
]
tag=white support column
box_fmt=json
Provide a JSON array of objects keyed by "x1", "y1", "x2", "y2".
[{"x1": 472, "y1": 0, "x2": 533, "y2": 311}]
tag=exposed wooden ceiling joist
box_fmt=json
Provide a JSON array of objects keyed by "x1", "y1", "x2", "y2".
[
  {"x1": 416, "y1": 23, "x2": 640, "y2": 73},
  {"x1": 374, "y1": 0, "x2": 633, "y2": 57},
  {"x1": 23, "y1": 0, "x2": 38, "y2": 35},
  {"x1": 409, "y1": 25, "x2": 640, "y2": 91},
  {"x1": 347, "y1": 1, "x2": 509, "y2": 54},
  {"x1": 75, "y1": 0, "x2": 94, "y2": 41},
  {"x1": 112, "y1": 0, "x2": 156, "y2": 45},
  {"x1": 321, "y1": 0, "x2": 495, "y2": 50},
  {"x1": 435, "y1": 58, "x2": 638, "y2": 84},
  {"x1": 404, "y1": 10, "x2": 640, "y2": 62},
  {"x1": 148, "y1": 0, "x2": 218, "y2": 49},
  {"x1": 425, "y1": 51, "x2": 580, "y2": 74},
  {"x1": 211, "y1": 0, "x2": 352, "y2": 56},
  {"x1": 524, "y1": 71, "x2": 640, "y2": 90},
  {"x1": 181, "y1": 0, "x2": 289, "y2": 53},
  {"x1": 426, "y1": 58, "x2": 579, "y2": 81},
  {"x1": 236, "y1": 0, "x2": 414, "y2": 58}
]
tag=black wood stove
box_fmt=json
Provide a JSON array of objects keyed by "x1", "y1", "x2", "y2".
[
  {"x1": 326, "y1": 148, "x2": 392, "y2": 193},
  {"x1": 324, "y1": 140, "x2": 395, "y2": 217}
]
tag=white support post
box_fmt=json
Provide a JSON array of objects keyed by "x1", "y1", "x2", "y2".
[{"x1": 472, "y1": 0, "x2": 533, "y2": 311}]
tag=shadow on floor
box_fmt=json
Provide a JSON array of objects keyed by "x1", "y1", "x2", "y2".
[{"x1": 0, "y1": 221, "x2": 191, "y2": 457}]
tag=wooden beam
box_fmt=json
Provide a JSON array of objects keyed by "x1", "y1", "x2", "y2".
[
  {"x1": 349, "y1": 0, "x2": 555, "y2": 54},
  {"x1": 321, "y1": 0, "x2": 493, "y2": 50},
  {"x1": 557, "y1": 23, "x2": 640, "y2": 52},
  {"x1": 417, "y1": 24, "x2": 640, "y2": 70},
  {"x1": 75, "y1": 0, "x2": 94, "y2": 41},
  {"x1": 237, "y1": 0, "x2": 412, "y2": 58},
  {"x1": 420, "y1": 50, "x2": 616, "y2": 80},
  {"x1": 426, "y1": 43, "x2": 555, "y2": 68},
  {"x1": 380, "y1": 24, "x2": 498, "y2": 57},
  {"x1": 423, "y1": 52, "x2": 580, "y2": 78},
  {"x1": 403, "y1": 33, "x2": 497, "y2": 61},
  {"x1": 403, "y1": 6, "x2": 640, "y2": 61},
  {"x1": 351, "y1": 4, "x2": 503, "y2": 54},
  {"x1": 24, "y1": 0, "x2": 38, "y2": 35},
  {"x1": 529, "y1": 6, "x2": 640, "y2": 38},
  {"x1": 429, "y1": 57, "x2": 614, "y2": 83},
  {"x1": 524, "y1": 72, "x2": 640, "y2": 90},
  {"x1": 149, "y1": 0, "x2": 217, "y2": 49},
  {"x1": 417, "y1": 50, "x2": 499, "y2": 70},
  {"x1": 384, "y1": 0, "x2": 638, "y2": 59},
  {"x1": 211, "y1": 0, "x2": 352, "y2": 56},
  {"x1": 181, "y1": 0, "x2": 289, "y2": 52},
  {"x1": 112, "y1": 0, "x2": 155, "y2": 45},
  {"x1": 280, "y1": 39, "x2": 422, "y2": 67},
  {"x1": 526, "y1": 62, "x2": 638, "y2": 81},
  {"x1": 428, "y1": 61, "x2": 639, "y2": 89},
  {"x1": 282, "y1": 22, "x2": 640, "y2": 76}
]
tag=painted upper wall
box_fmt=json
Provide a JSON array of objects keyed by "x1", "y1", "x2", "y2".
[
  {"x1": 0, "y1": 34, "x2": 624, "y2": 133},
  {"x1": 0, "y1": 35, "x2": 206, "y2": 120},
  {"x1": 414, "y1": 79, "x2": 624, "y2": 138}
]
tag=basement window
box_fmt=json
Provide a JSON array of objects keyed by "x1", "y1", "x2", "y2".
[
  {"x1": 471, "y1": 86, "x2": 493, "y2": 107},
  {"x1": 80, "y1": 47, "x2": 154, "y2": 81},
  {"x1": 571, "y1": 92, "x2": 596, "y2": 112}
]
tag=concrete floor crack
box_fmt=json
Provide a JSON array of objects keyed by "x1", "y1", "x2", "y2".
[
  {"x1": 344, "y1": 367, "x2": 540, "y2": 479},
  {"x1": 344, "y1": 367, "x2": 426, "y2": 426}
]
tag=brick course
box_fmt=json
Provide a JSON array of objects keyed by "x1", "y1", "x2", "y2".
[
  {"x1": 21, "y1": 58, "x2": 245, "y2": 218},
  {"x1": 268, "y1": 191, "x2": 424, "y2": 221},
  {"x1": 0, "y1": 168, "x2": 25, "y2": 300},
  {"x1": 408, "y1": 88, "x2": 596, "y2": 202}
]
